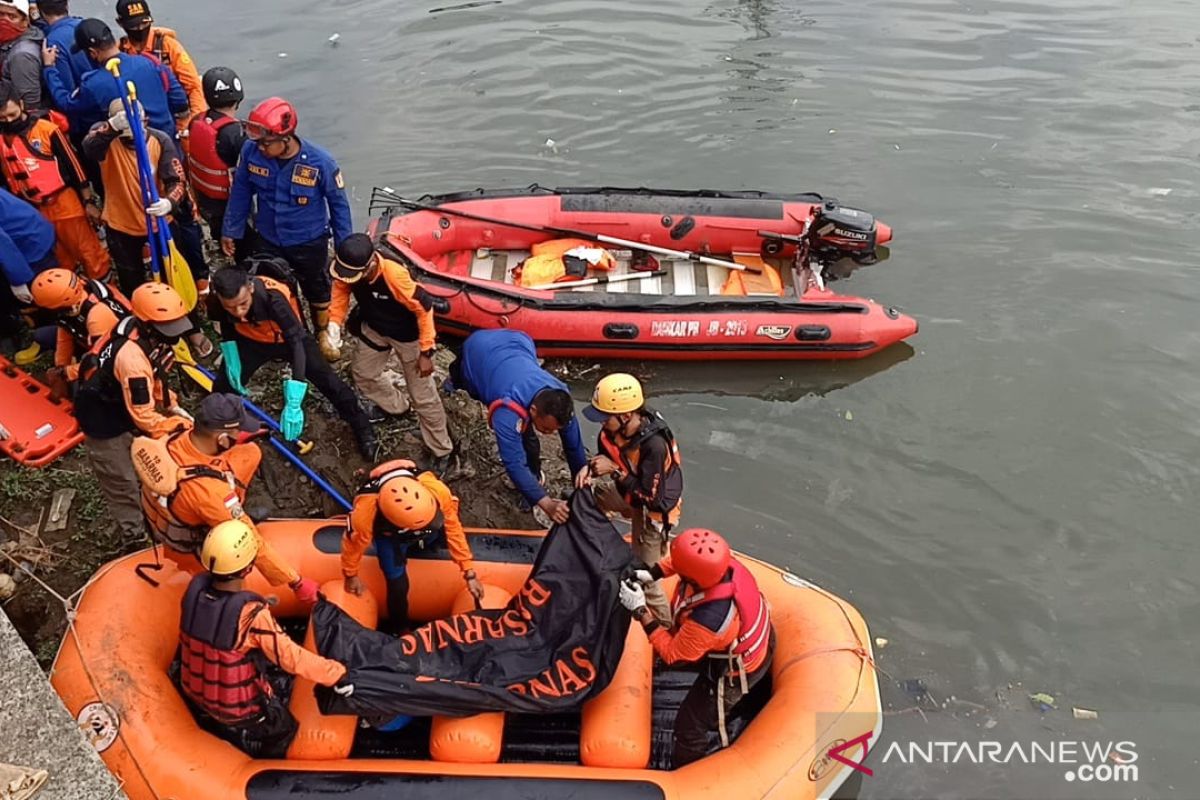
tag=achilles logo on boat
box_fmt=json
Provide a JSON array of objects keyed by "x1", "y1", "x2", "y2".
[
  {"x1": 755, "y1": 324, "x2": 792, "y2": 341},
  {"x1": 650, "y1": 320, "x2": 700, "y2": 338}
]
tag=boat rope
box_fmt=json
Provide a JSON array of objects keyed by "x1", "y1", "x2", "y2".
[{"x1": 2, "y1": 547, "x2": 166, "y2": 800}]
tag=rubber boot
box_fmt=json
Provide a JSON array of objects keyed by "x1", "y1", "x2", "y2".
[{"x1": 311, "y1": 303, "x2": 331, "y2": 335}]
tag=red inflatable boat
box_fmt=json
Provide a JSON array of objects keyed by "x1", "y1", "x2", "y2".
[{"x1": 368, "y1": 186, "x2": 917, "y2": 361}]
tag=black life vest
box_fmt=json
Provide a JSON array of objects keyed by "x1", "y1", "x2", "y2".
[
  {"x1": 177, "y1": 573, "x2": 271, "y2": 725},
  {"x1": 597, "y1": 410, "x2": 683, "y2": 519},
  {"x1": 360, "y1": 462, "x2": 444, "y2": 548},
  {"x1": 349, "y1": 265, "x2": 433, "y2": 345},
  {"x1": 73, "y1": 317, "x2": 172, "y2": 439},
  {"x1": 57, "y1": 280, "x2": 130, "y2": 350}
]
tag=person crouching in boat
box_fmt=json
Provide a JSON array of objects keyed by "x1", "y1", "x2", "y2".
[
  {"x1": 341, "y1": 459, "x2": 484, "y2": 629},
  {"x1": 131, "y1": 392, "x2": 320, "y2": 605},
  {"x1": 576, "y1": 373, "x2": 682, "y2": 626},
  {"x1": 448, "y1": 328, "x2": 587, "y2": 525},
  {"x1": 175, "y1": 519, "x2": 353, "y2": 758},
  {"x1": 620, "y1": 528, "x2": 775, "y2": 767}
]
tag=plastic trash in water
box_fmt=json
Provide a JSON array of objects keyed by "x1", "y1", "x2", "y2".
[
  {"x1": 1029, "y1": 692, "x2": 1057, "y2": 712},
  {"x1": 328, "y1": 33, "x2": 341, "y2": 45}
]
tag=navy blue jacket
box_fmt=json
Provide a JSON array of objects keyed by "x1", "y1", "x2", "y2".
[
  {"x1": 459, "y1": 329, "x2": 587, "y2": 504},
  {"x1": 43, "y1": 17, "x2": 94, "y2": 131},
  {"x1": 0, "y1": 189, "x2": 56, "y2": 286},
  {"x1": 222, "y1": 138, "x2": 352, "y2": 248},
  {"x1": 44, "y1": 51, "x2": 188, "y2": 140}
]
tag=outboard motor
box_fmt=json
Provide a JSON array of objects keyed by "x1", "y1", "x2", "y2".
[{"x1": 811, "y1": 201, "x2": 889, "y2": 264}]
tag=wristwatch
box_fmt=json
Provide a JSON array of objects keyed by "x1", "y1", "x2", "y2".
[{"x1": 463, "y1": 569, "x2": 477, "y2": 580}]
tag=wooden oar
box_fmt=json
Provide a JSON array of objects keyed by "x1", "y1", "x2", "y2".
[
  {"x1": 375, "y1": 188, "x2": 762, "y2": 274},
  {"x1": 528, "y1": 269, "x2": 667, "y2": 292}
]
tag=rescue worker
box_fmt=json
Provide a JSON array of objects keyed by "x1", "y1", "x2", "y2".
[
  {"x1": 450, "y1": 328, "x2": 586, "y2": 525},
  {"x1": 0, "y1": 0, "x2": 48, "y2": 113},
  {"x1": 113, "y1": 0, "x2": 202, "y2": 125},
  {"x1": 341, "y1": 458, "x2": 484, "y2": 628},
  {"x1": 28, "y1": 267, "x2": 125, "y2": 389},
  {"x1": 176, "y1": 520, "x2": 352, "y2": 758},
  {"x1": 209, "y1": 266, "x2": 378, "y2": 458},
  {"x1": 620, "y1": 528, "x2": 775, "y2": 767},
  {"x1": 42, "y1": 18, "x2": 189, "y2": 141},
  {"x1": 186, "y1": 66, "x2": 246, "y2": 256},
  {"x1": 0, "y1": 185, "x2": 52, "y2": 350},
  {"x1": 0, "y1": 79, "x2": 110, "y2": 280},
  {"x1": 221, "y1": 96, "x2": 352, "y2": 332},
  {"x1": 81, "y1": 97, "x2": 189, "y2": 293},
  {"x1": 577, "y1": 373, "x2": 682, "y2": 625},
  {"x1": 326, "y1": 234, "x2": 454, "y2": 473},
  {"x1": 37, "y1": 0, "x2": 103, "y2": 194},
  {"x1": 72, "y1": 282, "x2": 194, "y2": 539},
  {"x1": 132, "y1": 392, "x2": 319, "y2": 602}
]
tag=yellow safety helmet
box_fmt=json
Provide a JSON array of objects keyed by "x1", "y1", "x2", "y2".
[
  {"x1": 583, "y1": 373, "x2": 644, "y2": 422},
  {"x1": 200, "y1": 519, "x2": 259, "y2": 577}
]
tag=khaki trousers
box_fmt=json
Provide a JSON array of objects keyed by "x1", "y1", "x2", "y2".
[
  {"x1": 350, "y1": 323, "x2": 453, "y2": 457},
  {"x1": 84, "y1": 432, "x2": 144, "y2": 539},
  {"x1": 632, "y1": 510, "x2": 673, "y2": 626}
]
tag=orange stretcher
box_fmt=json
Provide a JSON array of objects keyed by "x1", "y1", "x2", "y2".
[{"x1": 0, "y1": 355, "x2": 85, "y2": 468}]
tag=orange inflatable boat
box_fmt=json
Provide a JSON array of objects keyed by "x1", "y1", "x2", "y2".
[{"x1": 51, "y1": 521, "x2": 881, "y2": 799}]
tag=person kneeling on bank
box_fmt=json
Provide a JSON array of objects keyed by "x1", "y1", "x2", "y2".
[
  {"x1": 341, "y1": 459, "x2": 484, "y2": 629},
  {"x1": 620, "y1": 528, "x2": 775, "y2": 768},
  {"x1": 175, "y1": 520, "x2": 352, "y2": 758}
]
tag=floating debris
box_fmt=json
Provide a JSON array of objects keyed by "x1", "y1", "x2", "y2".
[
  {"x1": 1029, "y1": 692, "x2": 1057, "y2": 712},
  {"x1": 1148, "y1": 187, "x2": 1172, "y2": 197},
  {"x1": 328, "y1": 33, "x2": 341, "y2": 45},
  {"x1": 874, "y1": 636, "x2": 888, "y2": 650},
  {"x1": 1072, "y1": 707, "x2": 1098, "y2": 720},
  {"x1": 844, "y1": 410, "x2": 853, "y2": 421},
  {"x1": 277, "y1": 52, "x2": 288, "y2": 58},
  {"x1": 429, "y1": 0, "x2": 502, "y2": 12}
]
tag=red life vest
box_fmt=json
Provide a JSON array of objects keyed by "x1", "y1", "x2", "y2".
[
  {"x1": 187, "y1": 112, "x2": 235, "y2": 200},
  {"x1": 672, "y1": 560, "x2": 773, "y2": 675},
  {"x1": 487, "y1": 398, "x2": 530, "y2": 433},
  {"x1": 0, "y1": 130, "x2": 68, "y2": 204},
  {"x1": 177, "y1": 573, "x2": 271, "y2": 725}
]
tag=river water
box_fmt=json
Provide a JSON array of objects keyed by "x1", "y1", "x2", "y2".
[{"x1": 145, "y1": 0, "x2": 1198, "y2": 795}]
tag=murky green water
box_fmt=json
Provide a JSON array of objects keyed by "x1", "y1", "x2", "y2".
[{"x1": 155, "y1": 0, "x2": 1199, "y2": 794}]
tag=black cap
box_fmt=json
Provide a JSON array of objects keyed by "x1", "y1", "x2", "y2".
[
  {"x1": 330, "y1": 233, "x2": 376, "y2": 283},
  {"x1": 197, "y1": 393, "x2": 261, "y2": 433},
  {"x1": 114, "y1": 0, "x2": 151, "y2": 26},
  {"x1": 73, "y1": 18, "x2": 115, "y2": 53}
]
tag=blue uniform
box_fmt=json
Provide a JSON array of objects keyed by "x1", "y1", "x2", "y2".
[
  {"x1": 43, "y1": 17, "x2": 93, "y2": 130},
  {"x1": 222, "y1": 138, "x2": 353, "y2": 248},
  {"x1": 43, "y1": 52, "x2": 188, "y2": 140},
  {"x1": 0, "y1": 189, "x2": 56, "y2": 287},
  {"x1": 458, "y1": 329, "x2": 587, "y2": 505}
]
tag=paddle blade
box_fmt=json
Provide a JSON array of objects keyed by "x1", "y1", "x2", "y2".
[{"x1": 163, "y1": 238, "x2": 198, "y2": 311}]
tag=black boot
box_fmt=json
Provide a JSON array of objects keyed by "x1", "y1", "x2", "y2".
[{"x1": 355, "y1": 425, "x2": 380, "y2": 461}]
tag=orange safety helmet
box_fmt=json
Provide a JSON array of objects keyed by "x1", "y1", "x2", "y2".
[
  {"x1": 131, "y1": 283, "x2": 188, "y2": 322},
  {"x1": 670, "y1": 528, "x2": 731, "y2": 589},
  {"x1": 244, "y1": 97, "x2": 297, "y2": 141},
  {"x1": 30, "y1": 269, "x2": 86, "y2": 310},
  {"x1": 378, "y1": 475, "x2": 438, "y2": 531}
]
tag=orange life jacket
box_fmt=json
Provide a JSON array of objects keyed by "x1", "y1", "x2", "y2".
[
  {"x1": 0, "y1": 125, "x2": 68, "y2": 204},
  {"x1": 177, "y1": 574, "x2": 271, "y2": 725},
  {"x1": 235, "y1": 277, "x2": 303, "y2": 345},
  {"x1": 487, "y1": 398, "x2": 529, "y2": 433},
  {"x1": 186, "y1": 112, "x2": 234, "y2": 200},
  {"x1": 672, "y1": 560, "x2": 772, "y2": 677}
]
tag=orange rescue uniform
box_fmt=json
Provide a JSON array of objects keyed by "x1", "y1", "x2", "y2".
[
  {"x1": 236, "y1": 602, "x2": 346, "y2": 687},
  {"x1": 153, "y1": 433, "x2": 299, "y2": 587},
  {"x1": 0, "y1": 117, "x2": 111, "y2": 279},
  {"x1": 119, "y1": 27, "x2": 204, "y2": 130},
  {"x1": 329, "y1": 256, "x2": 437, "y2": 352},
  {"x1": 57, "y1": 302, "x2": 122, "y2": 380},
  {"x1": 110, "y1": 335, "x2": 186, "y2": 438},
  {"x1": 341, "y1": 471, "x2": 475, "y2": 578}
]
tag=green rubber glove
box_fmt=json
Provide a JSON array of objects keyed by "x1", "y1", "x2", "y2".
[
  {"x1": 281, "y1": 379, "x2": 308, "y2": 441},
  {"x1": 219, "y1": 341, "x2": 246, "y2": 395}
]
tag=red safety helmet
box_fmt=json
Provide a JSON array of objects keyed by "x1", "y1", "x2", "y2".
[
  {"x1": 670, "y1": 528, "x2": 731, "y2": 589},
  {"x1": 244, "y1": 97, "x2": 297, "y2": 141}
]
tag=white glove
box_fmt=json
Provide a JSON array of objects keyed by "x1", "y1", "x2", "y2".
[
  {"x1": 619, "y1": 580, "x2": 646, "y2": 612},
  {"x1": 146, "y1": 198, "x2": 172, "y2": 217},
  {"x1": 109, "y1": 110, "x2": 130, "y2": 135},
  {"x1": 633, "y1": 569, "x2": 654, "y2": 585},
  {"x1": 11, "y1": 284, "x2": 32, "y2": 304},
  {"x1": 169, "y1": 405, "x2": 194, "y2": 423},
  {"x1": 325, "y1": 321, "x2": 343, "y2": 349},
  {"x1": 333, "y1": 683, "x2": 355, "y2": 697}
]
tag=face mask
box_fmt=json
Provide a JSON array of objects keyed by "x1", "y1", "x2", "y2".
[
  {"x1": 0, "y1": 118, "x2": 27, "y2": 135},
  {"x1": 0, "y1": 20, "x2": 25, "y2": 44},
  {"x1": 126, "y1": 27, "x2": 150, "y2": 45}
]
